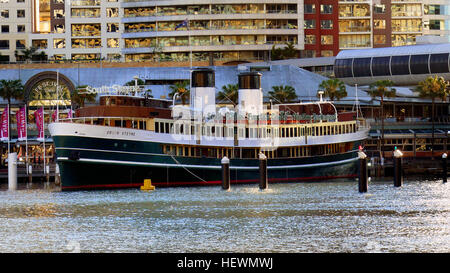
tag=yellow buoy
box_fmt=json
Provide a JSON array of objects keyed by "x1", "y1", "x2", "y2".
[{"x1": 141, "y1": 179, "x2": 155, "y2": 191}]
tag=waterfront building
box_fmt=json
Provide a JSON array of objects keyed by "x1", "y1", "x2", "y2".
[{"x1": 1, "y1": 1, "x2": 450, "y2": 63}]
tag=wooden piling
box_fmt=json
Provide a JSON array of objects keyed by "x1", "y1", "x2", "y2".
[
  {"x1": 221, "y1": 156, "x2": 230, "y2": 190},
  {"x1": 442, "y1": 153, "x2": 447, "y2": 183},
  {"x1": 8, "y1": 153, "x2": 17, "y2": 191},
  {"x1": 358, "y1": 151, "x2": 368, "y2": 193},
  {"x1": 393, "y1": 149, "x2": 403, "y2": 187},
  {"x1": 259, "y1": 153, "x2": 268, "y2": 190}
]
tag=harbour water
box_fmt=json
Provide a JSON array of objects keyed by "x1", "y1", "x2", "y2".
[{"x1": 0, "y1": 179, "x2": 448, "y2": 253}]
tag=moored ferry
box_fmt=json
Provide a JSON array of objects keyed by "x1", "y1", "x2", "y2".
[{"x1": 49, "y1": 68, "x2": 369, "y2": 190}]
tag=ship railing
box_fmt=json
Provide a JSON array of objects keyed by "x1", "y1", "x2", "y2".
[
  {"x1": 57, "y1": 116, "x2": 149, "y2": 129},
  {"x1": 57, "y1": 116, "x2": 365, "y2": 139}
]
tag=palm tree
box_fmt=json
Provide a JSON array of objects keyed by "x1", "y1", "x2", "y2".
[
  {"x1": 14, "y1": 46, "x2": 38, "y2": 63},
  {"x1": 416, "y1": 76, "x2": 449, "y2": 156},
  {"x1": 71, "y1": 85, "x2": 97, "y2": 109},
  {"x1": 268, "y1": 85, "x2": 298, "y2": 103},
  {"x1": 366, "y1": 80, "x2": 396, "y2": 159},
  {"x1": 124, "y1": 78, "x2": 153, "y2": 98},
  {"x1": 168, "y1": 80, "x2": 190, "y2": 105},
  {"x1": 318, "y1": 78, "x2": 347, "y2": 101},
  {"x1": 0, "y1": 79, "x2": 24, "y2": 144},
  {"x1": 217, "y1": 84, "x2": 239, "y2": 105},
  {"x1": 270, "y1": 42, "x2": 298, "y2": 61},
  {"x1": 281, "y1": 41, "x2": 298, "y2": 59}
]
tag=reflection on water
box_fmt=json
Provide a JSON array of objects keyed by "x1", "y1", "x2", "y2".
[{"x1": 0, "y1": 180, "x2": 449, "y2": 253}]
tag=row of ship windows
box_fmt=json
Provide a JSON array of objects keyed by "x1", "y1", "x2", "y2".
[
  {"x1": 334, "y1": 53, "x2": 450, "y2": 78},
  {"x1": 154, "y1": 121, "x2": 357, "y2": 138},
  {"x1": 162, "y1": 142, "x2": 351, "y2": 159}
]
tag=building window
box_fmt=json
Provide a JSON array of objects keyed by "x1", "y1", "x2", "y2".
[
  {"x1": 339, "y1": 4, "x2": 370, "y2": 17},
  {"x1": 374, "y1": 35, "x2": 386, "y2": 45},
  {"x1": 304, "y1": 4, "x2": 315, "y2": 14},
  {"x1": 54, "y1": 9, "x2": 65, "y2": 19},
  {"x1": 321, "y1": 50, "x2": 333, "y2": 57},
  {"x1": 321, "y1": 20, "x2": 333, "y2": 29},
  {"x1": 106, "y1": 8, "x2": 119, "y2": 17},
  {"x1": 320, "y1": 5, "x2": 333, "y2": 14},
  {"x1": 391, "y1": 55, "x2": 410, "y2": 75},
  {"x1": 71, "y1": 8, "x2": 100, "y2": 18},
  {"x1": 107, "y1": 38, "x2": 119, "y2": 48},
  {"x1": 17, "y1": 9, "x2": 25, "y2": 18},
  {"x1": 410, "y1": 54, "x2": 430, "y2": 75},
  {"x1": 1, "y1": 10, "x2": 9, "y2": 19},
  {"x1": 430, "y1": 53, "x2": 450, "y2": 74},
  {"x1": 424, "y1": 5, "x2": 443, "y2": 15},
  {"x1": 0, "y1": 40, "x2": 9, "y2": 49},
  {"x1": 321, "y1": 35, "x2": 333, "y2": 45},
  {"x1": 428, "y1": 20, "x2": 444, "y2": 30},
  {"x1": 304, "y1": 19, "x2": 316, "y2": 29},
  {"x1": 1, "y1": 25, "x2": 9, "y2": 33},
  {"x1": 32, "y1": 39, "x2": 48, "y2": 49},
  {"x1": 374, "y1": 20, "x2": 385, "y2": 29},
  {"x1": 53, "y1": 54, "x2": 66, "y2": 60},
  {"x1": 339, "y1": 34, "x2": 371, "y2": 48},
  {"x1": 334, "y1": 58, "x2": 353, "y2": 78},
  {"x1": 374, "y1": 4, "x2": 385, "y2": 14},
  {"x1": 17, "y1": 25, "x2": 25, "y2": 32},
  {"x1": 54, "y1": 24, "x2": 65, "y2": 33},
  {"x1": 352, "y1": 58, "x2": 371, "y2": 77},
  {"x1": 392, "y1": 34, "x2": 417, "y2": 47},
  {"x1": 53, "y1": 38, "x2": 65, "y2": 48},
  {"x1": 300, "y1": 50, "x2": 316, "y2": 58},
  {"x1": 71, "y1": 38, "x2": 101, "y2": 48},
  {"x1": 371, "y1": 56, "x2": 391, "y2": 76},
  {"x1": 107, "y1": 23, "x2": 119, "y2": 32},
  {"x1": 16, "y1": 40, "x2": 25, "y2": 49},
  {"x1": 71, "y1": 53, "x2": 101, "y2": 61},
  {"x1": 72, "y1": 24, "x2": 101, "y2": 36},
  {"x1": 392, "y1": 4, "x2": 422, "y2": 17},
  {"x1": 305, "y1": 35, "x2": 316, "y2": 45}
]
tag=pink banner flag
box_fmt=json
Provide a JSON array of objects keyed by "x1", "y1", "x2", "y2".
[
  {"x1": 0, "y1": 105, "x2": 8, "y2": 141},
  {"x1": 51, "y1": 109, "x2": 57, "y2": 122},
  {"x1": 34, "y1": 107, "x2": 44, "y2": 141},
  {"x1": 68, "y1": 108, "x2": 73, "y2": 119},
  {"x1": 16, "y1": 106, "x2": 27, "y2": 141}
]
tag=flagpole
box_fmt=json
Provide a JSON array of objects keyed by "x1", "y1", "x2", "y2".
[
  {"x1": 188, "y1": 19, "x2": 192, "y2": 70},
  {"x1": 7, "y1": 104, "x2": 9, "y2": 155},
  {"x1": 56, "y1": 69, "x2": 59, "y2": 122},
  {"x1": 43, "y1": 107, "x2": 46, "y2": 176},
  {"x1": 25, "y1": 106, "x2": 28, "y2": 175}
]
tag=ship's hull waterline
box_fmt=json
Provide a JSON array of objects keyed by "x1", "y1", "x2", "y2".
[{"x1": 49, "y1": 122, "x2": 367, "y2": 191}]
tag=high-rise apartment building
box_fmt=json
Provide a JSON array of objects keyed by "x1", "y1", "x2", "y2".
[
  {"x1": 0, "y1": 0, "x2": 449, "y2": 63},
  {"x1": 120, "y1": 1, "x2": 303, "y2": 63}
]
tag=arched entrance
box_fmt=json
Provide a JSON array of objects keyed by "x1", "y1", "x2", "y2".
[{"x1": 24, "y1": 71, "x2": 75, "y2": 106}]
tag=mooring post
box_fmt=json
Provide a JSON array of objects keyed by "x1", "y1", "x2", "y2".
[
  {"x1": 358, "y1": 150, "x2": 368, "y2": 193},
  {"x1": 8, "y1": 153, "x2": 17, "y2": 191},
  {"x1": 221, "y1": 156, "x2": 230, "y2": 190},
  {"x1": 393, "y1": 149, "x2": 403, "y2": 187},
  {"x1": 28, "y1": 164, "x2": 33, "y2": 185},
  {"x1": 55, "y1": 164, "x2": 60, "y2": 185},
  {"x1": 259, "y1": 153, "x2": 268, "y2": 190},
  {"x1": 45, "y1": 165, "x2": 50, "y2": 186},
  {"x1": 442, "y1": 153, "x2": 447, "y2": 183}
]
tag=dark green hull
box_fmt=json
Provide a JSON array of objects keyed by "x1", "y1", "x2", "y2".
[{"x1": 53, "y1": 135, "x2": 361, "y2": 190}]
